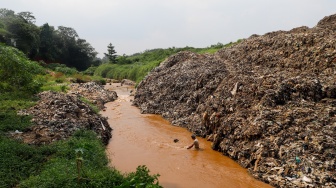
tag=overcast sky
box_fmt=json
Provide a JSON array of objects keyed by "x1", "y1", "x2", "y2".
[{"x1": 2, "y1": 0, "x2": 336, "y2": 58}]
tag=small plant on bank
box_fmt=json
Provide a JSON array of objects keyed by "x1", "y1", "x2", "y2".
[
  {"x1": 79, "y1": 97, "x2": 99, "y2": 114},
  {"x1": 75, "y1": 148, "x2": 84, "y2": 182}
]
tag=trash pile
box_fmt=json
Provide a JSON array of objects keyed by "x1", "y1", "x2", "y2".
[
  {"x1": 69, "y1": 82, "x2": 118, "y2": 109},
  {"x1": 133, "y1": 14, "x2": 336, "y2": 187},
  {"x1": 14, "y1": 82, "x2": 117, "y2": 145}
]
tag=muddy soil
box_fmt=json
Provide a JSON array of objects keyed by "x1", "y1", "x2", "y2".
[{"x1": 102, "y1": 84, "x2": 272, "y2": 188}]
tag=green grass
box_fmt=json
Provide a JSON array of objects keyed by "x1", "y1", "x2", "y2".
[
  {"x1": 0, "y1": 93, "x2": 36, "y2": 132},
  {"x1": 0, "y1": 136, "x2": 57, "y2": 188},
  {"x1": 19, "y1": 130, "x2": 161, "y2": 188},
  {"x1": 80, "y1": 97, "x2": 100, "y2": 113}
]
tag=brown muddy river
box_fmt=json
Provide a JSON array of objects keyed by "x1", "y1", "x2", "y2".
[{"x1": 101, "y1": 84, "x2": 272, "y2": 188}]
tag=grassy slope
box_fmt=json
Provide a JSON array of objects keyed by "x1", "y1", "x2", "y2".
[{"x1": 94, "y1": 40, "x2": 242, "y2": 84}]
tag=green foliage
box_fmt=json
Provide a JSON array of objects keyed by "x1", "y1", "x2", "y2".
[
  {"x1": 90, "y1": 76, "x2": 106, "y2": 85},
  {"x1": 0, "y1": 9, "x2": 40, "y2": 57},
  {"x1": 0, "y1": 44, "x2": 44, "y2": 94},
  {"x1": 71, "y1": 73, "x2": 91, "y2": 83},
  {"x1": 80, "y1": 97, "x2": 99, "y2": 114},
  {"x1": 95, "y1": 40, "x2": 242, "y2": 84},
  {"x1": 46, "y1": 63, "x2": 78, "y2": 75},
  {"x1": 0, "y1": 40, "x2": 163, "y2": 188},
  {"x1": 0, "y1": 136, "x2": 56, "y2": 188},
  {"x1": 0, "y1": 8, "x2": 99, "y2": 71},
  {"x1": 82, "y1": 66, "x2": 97, "y2": 76},
  {"x1": 55, "y1": 66, "x2": 78, "y2": 75},
  {"x1": 36, "y1": 74, "x2": 69, "y2": 93},
  {"x1": 19, "y1": 130, "x2": 161, "y2": 188},
  {"x1": 40, "y1": 84, "x2": 69, "y2": 93},
  {"x1": 104, "y1": 43, "x2": 117, "y2": 63},
  {"x1": 45, "y1": 63, "x2": 66, "y2": 70},
  {"x1": 0, "y1": 93, "x2": 36, "y2": 132},
  {"x1": 94, "y1": 63, "x2": 116, "y2": 78},
  {"x1": 121, "y1": 165, "x2": 161, "y2": 188}
]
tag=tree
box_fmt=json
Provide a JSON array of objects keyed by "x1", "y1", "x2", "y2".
[
  {"x1": 0, "y1": 8, "x2": 15, "y2": 18},
  {"x1": 17, "y1": 11, "x2": 36, "y2": 24},
  {"x1": 0, "y1": 9, "x2": 40, "y2": 58},
  {"x1": 104, "y1": 43, "x2": 117, "y2": 63},
  {"x1": 38, "y1": 23, "x2": 56, "y2": 61}
]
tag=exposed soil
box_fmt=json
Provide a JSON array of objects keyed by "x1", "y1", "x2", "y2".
[{"x1": 133, "y1": 14, "x2": 336, "y2": 187}]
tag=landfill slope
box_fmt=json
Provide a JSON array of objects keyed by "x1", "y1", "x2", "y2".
[{"x1": 133, "y1": 14, "x2": 336, "y2": 187}]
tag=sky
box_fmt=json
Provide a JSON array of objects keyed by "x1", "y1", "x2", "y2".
[{"x1": 2, "y1": 0, "x2": 336, "y2": 58}]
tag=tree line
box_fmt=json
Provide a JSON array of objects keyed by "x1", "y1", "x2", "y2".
[{"x1": 0, "y1": 8, "x2": 99, "y2": 71}]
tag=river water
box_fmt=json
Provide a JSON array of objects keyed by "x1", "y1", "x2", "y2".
[{"x1": 101, "y1": 84, "x2": 272, "y2": 188}]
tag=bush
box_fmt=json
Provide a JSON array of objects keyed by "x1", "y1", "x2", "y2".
[
  {"x1": 83, "y1": 66, "x2": 97, "y2": 76},
  {"x1": 91, "y1": 76, "x2": 106, "y2": 85},
  {"x1": 94, "y1": 63, "x2": 115, "y2": 78},
  {"x1": 55, "y1": 66, "x2": 78, "y2": 75},
  {"x1": 0, "y1": 44, "x2": 44, "y2": 94},
  {"x1": 70, "y1": 74, "x2": 90, "y2": 83}
]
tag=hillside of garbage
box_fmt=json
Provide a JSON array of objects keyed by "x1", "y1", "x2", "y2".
[{"x1": 133, "y1": 14, "x2": 336, "y2": 187}]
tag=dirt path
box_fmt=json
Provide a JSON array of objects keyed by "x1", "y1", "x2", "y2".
[{"x1": 101, "y1": 84, "x2": 272, "y2": 188}]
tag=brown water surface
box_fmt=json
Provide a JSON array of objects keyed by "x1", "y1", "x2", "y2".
[{"x1": 102, "y1": 84, "x2": 272, "y2": 188}]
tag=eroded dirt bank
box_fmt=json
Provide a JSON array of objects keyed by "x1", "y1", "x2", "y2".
[
  {"x1": 133, "y1": 14, "x2": 336, "y2": 187},
  {"x1": 102, "y1": 83, "x2": 271, "y2": 188}
]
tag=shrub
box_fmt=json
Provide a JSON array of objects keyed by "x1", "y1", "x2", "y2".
[
  {"x1": 0, "y1": 44, "x2": 44, "y2": 94},
  {"x1": 83, "y1": 66, "x2": 97, "y2": 76},
  {"x1": 55, "y1": 66, "x2": 78, "y2": 75},
  {"x1": 94, "y1": 63, "x2": 115, "y2": 78}
]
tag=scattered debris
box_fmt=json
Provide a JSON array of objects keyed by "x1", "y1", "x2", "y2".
[
  {"x1": 133, "y1": 14, "x2": 336, "y2": 187},
  {"x1": 121, "y1": 79, "x2": 136, "y2": 86}
]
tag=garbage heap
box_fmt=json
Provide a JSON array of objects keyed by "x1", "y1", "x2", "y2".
[
  {"x1": 69, "y1": 82, "x2": 118, "y2": 109},
  {"x1": 15, "y1": 82, "x2": 117, "y2": 145},
  {"x1": 133, "y1": 14, "x2": 336, "y2": 187}
]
